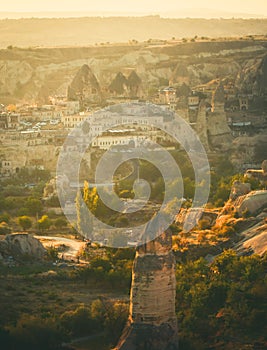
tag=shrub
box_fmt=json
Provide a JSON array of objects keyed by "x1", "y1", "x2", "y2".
[
  {"x1": 7, "y1": 315, "x2": 64, "y2": 350},
  {"x1": 198, "y1": 219, "x2": 211, "y2": 230},
  {"x1": 54, "y1": 217, "x2": 67, "y2": 229},
  {"x1": 217, "y1": 225, "x2": 235, "y2": 237},
  {"x1": 91, "y1": 258, "x2": 112, "y2": 272},
  {"x1": 38, "y1": 215, "x2": 51, "y2": 231},
  {"x1": 0, "y1": 222, "x2": 11, "y2": 235},
  {"x1": 18, "y1": 216, "x2": 32, "y2": 231},
  {"x1": 45, "y1": 246, "x2": 59, "y2": 261},
  {"x1": 0, "y1": 213, "x2": 10, "y2": 223},
  {"x1": 25, "y1": 198, "x2": 43, "y2": 216},
  {"x1": 60, "y1": 305, "x2": 98, "y2": 337}
]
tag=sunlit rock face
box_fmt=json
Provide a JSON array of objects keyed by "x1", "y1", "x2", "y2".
[{"x1": 114, "y1": 227, "x2": 179, "y2": 350}]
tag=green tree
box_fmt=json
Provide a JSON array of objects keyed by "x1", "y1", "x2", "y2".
[
  {"x1": 76, "y1": 189, "x2": 92, "y2": 238},
  {"x1": 54, "y1": 217, "x2": 67, "y2": 229},
  {"x1": 18, "y1": 216, "x2": 32, "y2": 231},
  {"x1": 0, "y1": 212, "x2": 10, "y2": 223},
  {"x1": 38, "y1": 215, "x2": 51, "y2": 231},
  {"x1": 60, "y1": 305, "x2": 98, "y2": 337},
  {"x1": 7, "y1": 315, "x2": 64, "y2": 350},
  {"x1": 83, "y1": 181, "x2": 99, "y2": 215},
  {"x1": 76, "y1": 181, "x2": 99, "y2": 239},
  {"x1": 25, "y1": 198, "x2": 43, "y2": 216},
  {"x1": 90, "y1": 298, "x2": 128, "y2": 339},
  {"x1": 91, "y1": 258, "x2": 112, "y2": 272}
]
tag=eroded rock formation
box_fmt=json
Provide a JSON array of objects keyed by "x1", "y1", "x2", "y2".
[
  {"x1": 207, "y1": 82, "x2": 233, "y2": 150},
  {"x1": 237, "y1": 190, "x2": 267, "y2": 216},
  {"x1": 109, "y1": 72, "x2": 128, "y2": 96},
  {"x1": 127, "y1": 71, "x2": 142, "y2": 97},
  {"x1": 67, "y1": 64, "x2": 102, "y2": 105},
  {"x1": 0, "y1": 233, "x2": 45, "y2": 260},
  {"x1": 113, "y1": 225, "x2": 178, "y2": 350},
  {"x1": 230, "y1": 180, "x2": 251, "y2": 200}
]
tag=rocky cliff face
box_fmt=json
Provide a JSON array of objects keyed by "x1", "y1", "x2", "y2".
[
  {"x1": 114, "y1": 227, "x2": 178, "y2": 350},
  {"x1": 0, "y1": 42, "x2": 265, "y2": 104},
  {"x1": 235, "y1": 53, "x2": 267, "y2": 95},
  {"x1": 1, "y1": 143, "x2": 59, "y2": 172}
]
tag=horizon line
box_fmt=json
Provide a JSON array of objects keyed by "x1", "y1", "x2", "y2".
[{"x1": 0, "y1": 10, "x2": 266, "y2": 20}]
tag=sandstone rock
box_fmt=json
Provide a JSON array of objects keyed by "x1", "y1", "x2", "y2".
[
  {"x1": 242, "y1": 229, "x2": 267, "y2": 256},
  {"x1": 207, "y1": 82, "x2": 233, "y2": 150},
  {"x1": 4, "y1": 233, "x2": 45, "y2": 260},
  {"x1": 0, "y1": 239, "x2": 8, "y2": 256},
  {"x1": 67, "y1": 64, "x2": 102, "y2": 105},
  {"x1": 262, "y1": 160, "x2": 267, "y2": 174},
  {"x1": 0, "y1": 60, "x2": 33, "y2": 96},
  {"x1": 114, "y1": 224, "x2": 178, "y2": 350},
  {"x1": 235, "y1": 54, "x2": 267, "y2": 95},
  {"x1": 170, "y1": 62, "x2": 189, "y2": 85},
  {"x1": 195, "y1": 99, "x2": 210, "y2": 151},
  {"x1": 109, "y1": 72, "x2": 128, "y2": 95},
  {"x1": 115, "y1": 322, "x2": 178, "y2": 350},
  {"x1": 235, "y1": 222, "x2": 267, "y2": 256},
  {"x1": 230, "y1": 180, "x2": 251, "y2": 200},
  {"x1": 238, "y1": 190, "x2": 267, "y2": 216},
  {"x1": 127, "y1": 71, "x2": 142, "y2": 97}
]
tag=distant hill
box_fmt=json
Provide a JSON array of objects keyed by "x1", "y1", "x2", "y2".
[
  {"x1": 0, "y1": 16, "x2": 267, "y2": 48},
  {"x1": 0, "y1": 10, "x2": 266, "y2": 19}
]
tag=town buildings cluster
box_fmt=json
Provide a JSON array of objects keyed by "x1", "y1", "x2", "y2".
[{"x1": 0, "y1": 62, "x2": 266, "y2": 178}]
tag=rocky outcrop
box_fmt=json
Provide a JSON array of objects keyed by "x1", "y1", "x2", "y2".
[
  {"x1": 113, "y1": 226, "x2": 178, "y2": 350},
  {"x1": 0, "y1": 233, "x2": 45, "y2": 261},
  {"x1": 262, "y1": 160, "x2": 267, "y2": 174},
  {"x1": 0, "y1": 60, "x2": 34, "y2": 96},
  {"x1": 170, "y1": 63, "x2": 189, "y2": 86},
  {"x1": 234, "y1": 217, "x2": 267, "y2": 256},
  {"x1": 109, "y1": 72, "x2": 128, "y2": 96},
  {"x1": 230, "y1": 180, "x2": 251, "y2": 200},
  {"x1": 127, "y1": 71, "x2": 142, "y2": 97},
  {"x1": 235, "y1": 54, "x2": 267, "y2": 95},
  {"x1": 67, "y1": 64, "x2": 102, "y2": 105},
  {"x1": 237, "y1": 190, "x2": 267, "y2": 216}
]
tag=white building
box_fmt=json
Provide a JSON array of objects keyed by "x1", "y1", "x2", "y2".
[
  {"x1": 61, "y1": 113, "x2": 89, "y2": 128},
  {"x1": 92, "y1": 134, "x2": 147, "y2": 150}
]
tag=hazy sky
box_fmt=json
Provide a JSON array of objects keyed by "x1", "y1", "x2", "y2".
[{"x1": 1, "y1": 0, "x2": 267, "y2": 16}]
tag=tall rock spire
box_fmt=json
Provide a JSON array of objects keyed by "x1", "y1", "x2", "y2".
[
  {"x1": 208, "y1": 80, "x2": 233, "y2": 150},
  {"x1": 113, "y1": 223, "x2": 179, "y2": 350},
  {"x1": 196, "y1": 99, "x2": 210, "y2": 152}
]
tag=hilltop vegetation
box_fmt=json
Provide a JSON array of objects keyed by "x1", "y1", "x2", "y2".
[{"x1": 0, "y1": 17, "x2": 267, "y2": 48}]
